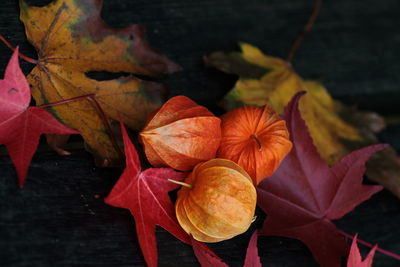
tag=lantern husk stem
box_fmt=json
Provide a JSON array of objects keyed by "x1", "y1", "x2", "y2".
[
  {"x1": 251, "y1": 134, "x2": 262, "y2": 151},
  {"x1": 168, "y1": 179, "x2": 192, "y2": 188}
]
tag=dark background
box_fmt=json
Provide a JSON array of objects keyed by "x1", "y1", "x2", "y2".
[{"x1": 1, "y1": 0, "x2": 400, "y2": 266}]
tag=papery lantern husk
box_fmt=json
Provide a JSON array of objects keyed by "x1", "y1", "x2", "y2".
[
  {"x1": 217, "y1": 105, "x2": 292, "y2": 185},
  {"x1": 139, "y1": 96, "x2": 221, "y2": 171},
  {"x1": 175, "y1": 159, "x2": 257, "y2": 243}
]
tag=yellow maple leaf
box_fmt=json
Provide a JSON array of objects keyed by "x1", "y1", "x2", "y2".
[
  {"x1": 20, "y1": 0, "x2": 180, "y2": 164},
  {"x1": 207, "y1": 43, "x2": 400, "y2": 197},
  {"x1": 210, "y1": 43, "x2": 365, "y2": 164}
]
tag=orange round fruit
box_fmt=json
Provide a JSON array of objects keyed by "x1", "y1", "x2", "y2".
[
  {"x1": 218, "y1": 105, "x2": 292, "y2": 185},
  {"x1": 175, "y1": 159, "x2": 256, "y2": 242}
]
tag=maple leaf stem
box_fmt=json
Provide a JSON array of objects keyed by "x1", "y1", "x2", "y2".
[
  {"x1": 0, "y1": 34, "x2": 38, "y2": 64},
  {"x1": 338, "y1": 230, "x2": 400, "y2": 260},
  {"x1": 86, "y1": 96, "x2": 125, "y2": 161},
  {"x1": 287, "y1": 0, "x2": 322, "y2": 63},
  {"x1": 251, "y1": 134, "x2": 262, "y2": 151},
  {"x1": 38, "y1": 94, "x2": 124, "y2": 162},
  {"x1": 168, "y1": 179, "x2": 192, "y2": 188},
  {"x1": 38, "y1": 94, "x2": 96, "y2": 108}
]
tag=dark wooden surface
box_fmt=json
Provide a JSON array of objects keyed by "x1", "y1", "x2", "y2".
[{"x1": 1, "y1": 0, "x2": 400, "y2": 266}]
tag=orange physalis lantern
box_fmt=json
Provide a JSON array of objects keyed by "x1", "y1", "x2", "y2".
[
  {"x1": 139, "y1": 96, "x2": 221, "y2": 171},
  {"x1": 217, "y1": 105, "x2": 292, "y2": 185},
  {"x1": 174, "y1": 159, "x2": 256, "y2": 242}
]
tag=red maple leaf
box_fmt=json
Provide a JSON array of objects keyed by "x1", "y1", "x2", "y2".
[
  {"x1": 257, "y1": 92, "x2": 384, "y2": 267},
  {"x1": 191, "y1": 238, "x2": 229, "y2": 267},
  {"x1": 192, "y1": 231, "x2": 262, "y2": 267},
  {"x1": 347, "y1": 234, "x2": 377, "y2": 267},
  {"x1": 244, "y1": 231, "x2": 262, "y2": 267},
  {"x1": 0, "y1": 48, "x2": 79, "y2": 187},
  {"x1": 105, "y1": 121, "x2": 191, "y2": 267}
]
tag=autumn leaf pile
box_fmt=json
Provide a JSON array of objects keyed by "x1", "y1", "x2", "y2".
[{"x1": 1, "y1": 0, "x2": 399, "y2": 266}]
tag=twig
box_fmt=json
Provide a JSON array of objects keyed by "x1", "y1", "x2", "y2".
[
  {"x1": 0, "y1": 34, "x2": 38, "y2": 64},
  {"x1": 287, "y1": 0, "x2": 322, "y2": 63}
]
